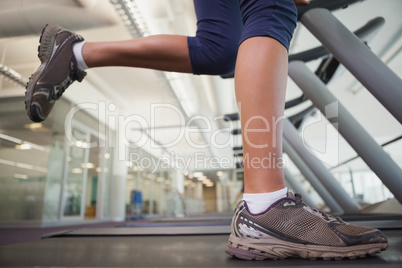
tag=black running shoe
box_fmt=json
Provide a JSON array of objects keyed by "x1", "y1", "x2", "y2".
[
  {"x1": 25, "y1": 24, "x2": 87, "y2": 122},
  {"x1": 226, "y1": 192, "x2": 388, "y2": 260}
]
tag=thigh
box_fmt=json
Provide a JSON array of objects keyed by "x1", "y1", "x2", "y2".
[
  {"x1": 192, "y1": 0, "x2": 243, "y2": 36},
  {"x1": 188, "y1": 0, "x2": 243, "y2": 75},
  {"x1": 239, "y1": 0, "x2": 298, "y2": 51}
]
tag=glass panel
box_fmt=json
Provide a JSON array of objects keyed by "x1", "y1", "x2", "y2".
[
  {"x1": 331, "y1": 158, "x2": 394, "y2": 205},
  {"x1": 0, "y1": 97, "x2": 114, "y2": 223},
  {"x1": 42, "y1": 133, "x2": 66, "y2": 221},
  {"x1": 63, "y1": 128, "x2": 88, "y2": 218},
  {"x1": 84, "y1": 134, "x2": 99, "y2": 219},
  {"x1": 0, "y1": 103, "x2": 50, "y2": 222},
  {"x1": 100, "y1": 146, "x2": 112, "y2": 219}
]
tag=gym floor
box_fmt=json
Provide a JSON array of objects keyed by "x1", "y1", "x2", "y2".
[{"x1": 1, "y1": 216, "x2": 401, "y2": 267}]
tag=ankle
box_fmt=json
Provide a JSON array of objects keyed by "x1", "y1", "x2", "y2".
[
  {"x1": 243, "y1": 187, "x2": 288, "y2": 214},
  {"x1": 72, "y1": 41, "x2": 88, "y2": 71}
]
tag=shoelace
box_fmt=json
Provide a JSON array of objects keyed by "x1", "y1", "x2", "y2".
[
  {"x1": 49, "y1": 64, "x2": 81, "y2": 101},
  {"x1": 294, "y1": 193, "x2": 345, "y2": 223},
  {"x1": 49, "y1": 77, "x2": 73, "y2": 101}
]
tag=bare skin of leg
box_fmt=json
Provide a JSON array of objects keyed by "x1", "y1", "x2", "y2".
[
  {"x1": 235, "y1": 36, "x2": 288, "y2": 194},
  {"x1": 82, "y1": 35, "x2": 193, "y2": 73},
  {"x1": 82, "y1": 33, "x2": 288, "y2": 194}
]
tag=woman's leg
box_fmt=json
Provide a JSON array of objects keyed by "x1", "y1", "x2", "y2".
[
  {"x1": 82, "y1": 0, "x2": 242, "y2": 75},
  {"x1": 82, "y1": 35, "x2": 193, "y2": 73},
  {"x1": 26, "y1": 0, "x2": 242, "y2": 122},
  {"x1": 234, "y1": 0, "x2": 297, "y2": 211},
  {"x1": 235, "y1": 36, "x2": 288, "y2": 194},
  {"x1": 227, "y1": 1, "x2": 387, "y2": 261}
]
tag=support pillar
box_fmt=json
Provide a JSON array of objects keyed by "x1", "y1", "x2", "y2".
[{"x1": 110, "y1": 140, "x2": 128, "y2": 221}]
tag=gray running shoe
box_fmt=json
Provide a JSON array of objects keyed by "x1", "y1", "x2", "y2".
[
  {"x1": 25, "y1": 24, "x2": 86, "y2": 122},
  {"x1": 226, "y1": 192, "x2": 388, "y2": 260}
]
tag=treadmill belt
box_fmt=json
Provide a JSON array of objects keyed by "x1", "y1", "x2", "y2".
[
  {"x1": 0, "y1": 229, "x2": 401, "y2": 267},
  {"x1": 42, "y1": 225, "x2": 230, "y2": 239}
]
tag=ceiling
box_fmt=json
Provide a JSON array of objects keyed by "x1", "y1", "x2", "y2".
[{"x1": 0, "y1": 0, "x2": 401, "y2": 176}]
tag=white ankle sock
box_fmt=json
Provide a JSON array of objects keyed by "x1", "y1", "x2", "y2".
[
  {"x1": 72, "y1": 41, "x2": 88, "y2": 71},
  {"x1": 243, "y1": 187, "x2": 288, "y2": 214}
]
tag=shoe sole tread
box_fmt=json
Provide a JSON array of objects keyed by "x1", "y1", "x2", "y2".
[{"x1": 226, "y1": 234, "x2": 387, "y2": 260}]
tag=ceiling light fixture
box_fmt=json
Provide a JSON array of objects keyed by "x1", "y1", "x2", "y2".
[
  {"x1": 193, "y1": 172, "x2": 203, "y2": 178},
  {"x1": 72, "y1": 168, "x2": 83, "y2": 174},
  {"x1": 15, "y1": 143, "x2": 32, "y2": 150},
  {"x1": 0, "y1": 63, "x2": 28, "y2": 88},
  {"x1": 0, "y1": 158, "x2": 48, "y2": 173},
  {"x1": 81, "y1": 162, "x2": 95, "y2": 169},
  {"x1": 110, "y1": 0, "x2": 150, "y2": 37},
  {"x1": 24, "y1": 123, "x2": 44, "y2": 130},
  {"x1": 14, "y1": 174, "x2": 28, "y2": 180},
  {"x1": 0, "y1": 133, "x2": 22, "y2": 144},
  {"x1": 0, "y1": 133, "x2": 47, "y2": 152}
]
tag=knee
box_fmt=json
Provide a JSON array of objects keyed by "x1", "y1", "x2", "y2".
[
  {"x1": 208, "y1": 44, "x2": 238, "y2": 75},
  {"x1": 189, "y1": 37, "x2": 239, "y2": 76}
]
